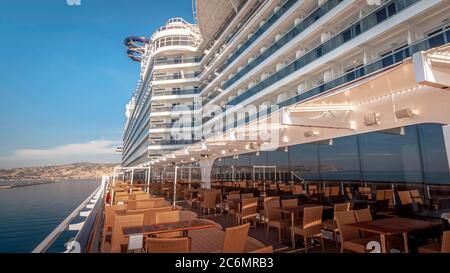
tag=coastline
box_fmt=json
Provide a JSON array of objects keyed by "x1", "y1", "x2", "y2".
[{"x1": 0, "y1": 178, "x2": 101, "y2": 190}]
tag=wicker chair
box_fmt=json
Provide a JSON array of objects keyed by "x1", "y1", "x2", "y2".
[
  {"x1": 290, "y1": 206, "x2": 324, "y2": 252},
  {"x1": 323, "y1": 203, "x2": 351, "y2": 246},
  {"x1": 155, "y1": 210, "x2": 182, "y2": 238},
  {"x1": 146, "y1": 237, "x2": 191, "y2": 253},
  {"x1": 249, "y1": 246, "x2": 274, "y2": 253},
  {"x1": 419, "y1": 231, "x2": 450, "y2": 253},
  {"x1": 264, "y1": 198, "x2": 290, "y2": 244},
  {"x1": 335, "y1": 211, "x2": 380, "y2": 253},
  {"x1": 201, "y1": 191, "x2": 217, "y2": 216},
  {"x1": 110, "y1": 214, "x2": 144, "y2": 253},
  {"x1": 292, "y1": 185, "x2": 304, "y2": 195},
  {"x1": 281, "y1": 198, "x2": 298, "y2": 207},
  {"x1": 236, "y1": 197, "x2": 258, "y2": 227},
  {"x1": 222, "y1": 223, "x2": 250, "y2": 253}
]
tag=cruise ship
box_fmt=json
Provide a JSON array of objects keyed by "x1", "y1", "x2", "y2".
[{"x1": 35, "y1": 0, "x2": 450, "y2": 254}]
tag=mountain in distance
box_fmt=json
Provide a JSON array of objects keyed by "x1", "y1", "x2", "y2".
[{"x1": 0, "y1": 162, "x2": 119, "y2": 181}]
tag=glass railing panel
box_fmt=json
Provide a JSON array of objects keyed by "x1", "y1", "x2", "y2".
[
  {"x1": 152, "y1": 89, "x2": 201, "y2": 96},
  {"x1": 213, "y1": 28, "x2": 448, "y2": 134},
  {"x1": 225, "y1": 0, "x2": 419, "y2": 107},
  {"x1": 218, "y1": 0, "x2": 299, "y2": 71},
  {"x1": 221, "y1": 0, "x2": 344, "y2": 90}
]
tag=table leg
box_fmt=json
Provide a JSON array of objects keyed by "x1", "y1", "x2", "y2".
[
  {"x1": 380, "y1": 234, "x2": 387, "y2": 253},
  {"x1": 291, "y1": 212, "x2": 295, "y2": 226},
  {"x1": 402, "y1": 233, "x2": 409, "y2": 253}
]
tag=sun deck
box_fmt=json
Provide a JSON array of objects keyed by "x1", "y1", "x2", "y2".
[{"x1": 96, "y1": 178, "x2": 450, "y2": 254}]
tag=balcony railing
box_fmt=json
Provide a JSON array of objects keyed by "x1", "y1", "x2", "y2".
[
  {"x1": 150, "y1": 139, "x2": 200, "y2": 146},
  {"x1": 223, "y1": 0, "x2": 344, "y2": 89},
  {"x1": 152, "y1": 88, "x2": 201, "y2": 97},
  {"x1": 214, "y1": 28, "x2": 450, "y2": 134},
  {"x1": 153, "y1": 72, "x2": 200, "y2": 81},
  {"x1": 150, "y1": 122, "x2": 199, "y2": 129},
  {"x1": 225, "y1": 0, "x2": 420, "y2": 107},
  {"x1": 152, "y1": 104, "x2": 200, "y2": 112},
  {"x1": 154, "y1": 56, "x2": 202, "y2": 66},
  {"x1": 203, "y1": 0, "x2": 344, "y2": 104},
  {"x1": 219, "y1": 0, "x2": 299, "y2": 73}
]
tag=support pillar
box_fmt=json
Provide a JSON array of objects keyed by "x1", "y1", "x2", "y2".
[{"x1": 199, "y1": 158, "x2": 214, "y2": 189}]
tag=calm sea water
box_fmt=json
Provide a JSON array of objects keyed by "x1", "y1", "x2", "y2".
[{"x1": 0, "y1": 180, "x2": 100, "y2": 253}]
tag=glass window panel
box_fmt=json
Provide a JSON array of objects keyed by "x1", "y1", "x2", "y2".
[
  {"x1": 417, "y1": 124, "x2": 450, "y2": 184},
  {"x1": 289, "y1": 144, "x2": 320, "y2": 180},
  {"x1": 318, "y1": 136, "x2": 362, "y2": 181},
  {"x1": 359, "y1": 126, "x2": 423, "y2": 182}
]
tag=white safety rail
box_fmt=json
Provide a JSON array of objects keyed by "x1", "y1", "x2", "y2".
[{"x1": 32, "y1": 176, "x2": 109, "y2": 253}]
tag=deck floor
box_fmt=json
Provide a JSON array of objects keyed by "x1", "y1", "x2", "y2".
[{"x1": 182, "y1": 203, "x2": 341, "y2": 253}]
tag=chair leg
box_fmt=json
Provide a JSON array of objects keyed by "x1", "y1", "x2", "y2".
[
  {"x1": 320, "y1": 236, "x2": 325, "y2": 253},
  {"x1": 278, "y1": 228, "x2": 282, "y2": 245},
  {"x1": 304, "y1": 237, "x2": 308, "y2": 253},
  {"x1": 291, "y1": 231, "x2": 296, "y2": 249},
  {"x1": 335, "y1": 231, "x2": 339, "y2": 248},
  {"x1": 266, "y1": 225, "x2": 270, "y2": 240}
]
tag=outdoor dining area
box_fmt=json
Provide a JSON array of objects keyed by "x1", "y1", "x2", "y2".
[{"x1": 100, "y1": 178, "x2": 450, "y2": 253}]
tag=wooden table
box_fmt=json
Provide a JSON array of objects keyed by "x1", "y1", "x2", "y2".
[
  {"x1": 123, "y1": 219, "x2": 217, "y2": 238},
  {"x1": 348, "y1": 217, "x2": 442, "y2": 253},
  {"x1": 274, "y1": 205, "x2": 333, "y2": 226}
]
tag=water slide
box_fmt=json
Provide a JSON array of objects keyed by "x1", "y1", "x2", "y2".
[{"x1": 124, "y1": 36, "x2": 149, "y2": 62}]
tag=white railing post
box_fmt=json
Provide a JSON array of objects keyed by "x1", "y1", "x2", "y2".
[{"x1": 173, "y1": 166, "x2": 178, "y2": 207}]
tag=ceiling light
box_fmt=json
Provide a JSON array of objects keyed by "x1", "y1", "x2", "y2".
[
  {"x1": 184, "y1": 148, "x2": 190, "y2": 155},
  {"x1": 201, "y1": 142, "x2": 207, "y2": 151},
  {"x1": 256, "y1": 151, "x2": 260, "y2": 156},
  {"x1": 284, "y1": 146, "x2": 289, "y2": 152}
]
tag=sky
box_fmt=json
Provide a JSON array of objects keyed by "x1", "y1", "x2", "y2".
[{"x1": 0, "y1": 0, "x2": 195, "y2": 168}]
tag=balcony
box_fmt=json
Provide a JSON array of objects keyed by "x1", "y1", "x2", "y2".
[
  {"x1": 151, "y1": 104, "x2": 200, "y2": 113},
  {"x1": 153, "y1": 72, "x2": 200, "y2": 81},
  {"x1": 154, "y1": 56, "x2": 202, "y2": 66},
  {"x1": 211, "y1": 0, "x2": 421, "y2": 109},
  {"x1": 216, "y1": 28, "x2": 450, "y2": 133},
  {"x1": 218, "y1": 0, "x2": 300, "y2": 74},
  {"x1": 150, "y1": 122, "x2": 199, "y2": 130},
  {"x1": 152, "y1": 88, "x2": 201, "y2": 97},
  {"x1": 149, "y1": 139, "x2": 200, "y2": 146}
]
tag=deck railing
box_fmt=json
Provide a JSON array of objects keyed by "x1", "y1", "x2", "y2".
[{"x1": 32, "y1": 177, "x2": 108, "y2": 253}]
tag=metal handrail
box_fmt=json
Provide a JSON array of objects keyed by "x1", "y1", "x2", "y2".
[{"x1": 32, "y1": 177, "x2": 107, "y2": 253}]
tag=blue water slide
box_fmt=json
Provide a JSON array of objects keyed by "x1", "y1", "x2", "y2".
[{"x1": 124, "y1": 36, "x2": 149, "y2": 62}]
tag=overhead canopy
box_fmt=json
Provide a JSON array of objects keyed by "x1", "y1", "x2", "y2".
[{"x1": 195, "y1": 0, "x2": 244, "y2": 45}]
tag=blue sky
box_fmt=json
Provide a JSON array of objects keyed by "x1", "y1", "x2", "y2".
[{"x1": 0, "y1": 0, "x2": 194, "y2": 168}]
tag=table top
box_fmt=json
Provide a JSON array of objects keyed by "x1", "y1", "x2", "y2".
[
  {"x1": 348, "y1": 217, "x2": 442, "y2": 236},
  {"x1": 123, "y1": 219, "x2": 217, "y2": 237},
  {"x1": 223, "y1": 196, "x2": 262, "y2": 203},
  {"x1": 274, "y1": 204, "x2": 333, "y2": 214}
]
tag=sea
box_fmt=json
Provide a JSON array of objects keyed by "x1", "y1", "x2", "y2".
[{"x1": 0, "y1": 179, "x2": 101, "y2": 253}]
